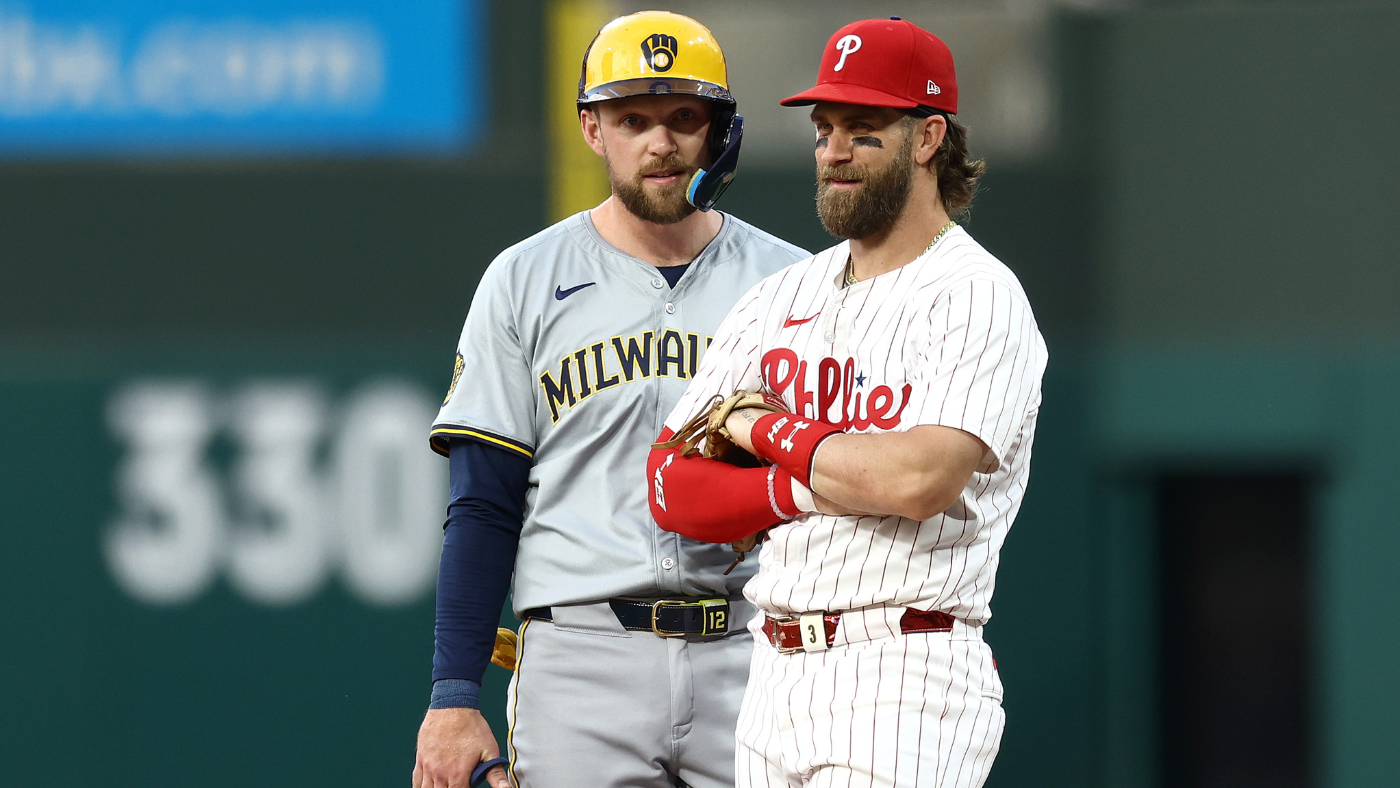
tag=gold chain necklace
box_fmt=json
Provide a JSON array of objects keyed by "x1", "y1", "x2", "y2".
[{"x1": 845, "y1": 221, "x2": 957, "y2": 286}]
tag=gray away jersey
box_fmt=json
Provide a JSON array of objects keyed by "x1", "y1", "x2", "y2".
[{"x1": 431, "y1": 211, "x2": 807, "y2": 612}]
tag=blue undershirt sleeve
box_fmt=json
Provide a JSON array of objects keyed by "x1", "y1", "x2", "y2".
[{"x1": 429, "y1": 437, "x2": 531, "y2": 707}]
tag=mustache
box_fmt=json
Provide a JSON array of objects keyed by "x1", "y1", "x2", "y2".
[
  {"x1": 638, "y1": 155, "x2": 697, "y2": 179},
  {"x1": 817, "y1": 164, "x2": 868, "y2": 183}
]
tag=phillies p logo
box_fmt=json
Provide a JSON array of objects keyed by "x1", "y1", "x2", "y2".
[
  {"x1": 833, "y1": 34, "x2": 862, "y2": 71},
  {"x1": 642, "y1": 33, "x2": 679, "y2": 72}
]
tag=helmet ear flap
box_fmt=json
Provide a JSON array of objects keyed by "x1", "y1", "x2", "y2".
[
  {"x1": 710, "y1": 103, "x2": 736, "y2": 163},
  {"x1": 687, "y1": 112, "x2": 743, "y2": 211}
]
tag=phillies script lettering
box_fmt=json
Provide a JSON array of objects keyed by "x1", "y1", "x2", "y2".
[{"x1": 761, "y1": 349, "x2": 912, "y2": 430}]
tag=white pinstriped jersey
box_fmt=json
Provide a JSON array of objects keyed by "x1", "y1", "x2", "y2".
[{"x1": 664, "y1": 226, "x2": 1046, "y2": 623}]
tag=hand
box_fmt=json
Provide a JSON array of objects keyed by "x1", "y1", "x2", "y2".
[
  {"x1": 723, "y1": 407, "x2": 766, "y2": 455},
  {"x1": 413, "y1": 708, "x2": 509, "y2": 788},
  {"x1": 811, "y1": 490, "x2": 876, "y2": 517}
]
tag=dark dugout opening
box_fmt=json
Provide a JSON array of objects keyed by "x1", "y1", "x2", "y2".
[{"x1": 1157, "y1": 474, "x2": 1311, "y2": 788}]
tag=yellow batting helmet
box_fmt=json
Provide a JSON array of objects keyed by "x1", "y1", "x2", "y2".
[
  {"x1": 577, "y1": 10, "x2": 744, "y2": 211},
  {"x1": 577, "y1": 10, "x2": 733, "y2": 105}
]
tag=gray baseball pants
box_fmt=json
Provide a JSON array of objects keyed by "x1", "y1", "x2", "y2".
[{"x1": 505, "y1": 599, "x2": 757, "y2": 788}]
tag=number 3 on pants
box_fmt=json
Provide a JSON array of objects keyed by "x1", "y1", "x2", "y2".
[{"x1": 799, "y1": 612, "x2": 828, "y2": 652}]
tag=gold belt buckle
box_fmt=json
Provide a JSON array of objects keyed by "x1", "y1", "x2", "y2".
[{"x1": 652, "y1": 598, "x2": 730, "y2": 638}]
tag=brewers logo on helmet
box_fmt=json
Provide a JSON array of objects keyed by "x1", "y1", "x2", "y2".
[{"x1": 578, "y1": 11, "x2": 745, "y2": 211}]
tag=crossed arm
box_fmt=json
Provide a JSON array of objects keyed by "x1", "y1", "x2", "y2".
[
  {"x1": 725, "y1": 408, "x2": 987, "y2": 521},
  {"x1": 647, "y1": 409, "x2": 987, "y2": 543}
]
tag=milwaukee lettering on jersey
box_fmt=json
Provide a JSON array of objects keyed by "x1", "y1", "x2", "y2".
[
  {"x1": 760, "y1": 348, "x2": 911, "y2": 430},
  {"x1": 539, "y1": 330, "x2": 712, "y2": 423}
]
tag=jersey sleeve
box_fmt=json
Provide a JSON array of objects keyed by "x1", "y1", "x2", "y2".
[
  {"x1": 662, "y1": 281, "x2": 767, "y2": 433},
  {"x1": 429, "y1": 258, "x2": 537, "y2": 459},
  {"x1": 903, "y1": 278, "x2": 1043, "y2": 474}
]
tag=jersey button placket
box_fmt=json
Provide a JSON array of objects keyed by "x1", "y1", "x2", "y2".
[
  {"x1": 823, "y1": 298, "x2": 841, "y2": 348},
  {"x1": 831, "y1": 305, "x2": 852, "y2": 353},
  {"x1": 656, "y1": 530, "x2": 682, "y2": 591}
]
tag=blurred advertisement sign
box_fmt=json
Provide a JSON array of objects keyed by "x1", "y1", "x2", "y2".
[{"x1": 0, "y1": 1, "x2": 479, "y2": 155}]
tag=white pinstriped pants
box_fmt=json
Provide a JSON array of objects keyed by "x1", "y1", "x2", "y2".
[{"x1": 735, "y1": 611, "x2": 1005, "y2": 788}]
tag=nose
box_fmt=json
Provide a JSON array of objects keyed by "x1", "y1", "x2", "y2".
[
  {"x1": 646, "y1": 125, "x2": 679, "y2": 158},
  {"x1": 818, "y1": 132, "x2": 853, "y2": 166}
]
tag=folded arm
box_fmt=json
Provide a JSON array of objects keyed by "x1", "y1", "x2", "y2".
[
  {"x1": 726, "y1": 409, "x2": 986, "y2": 521},
  {"x1": 808, "y1": 426, "x2": 985, "y2": 520}
]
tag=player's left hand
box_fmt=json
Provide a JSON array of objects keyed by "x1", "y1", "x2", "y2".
[
  {"x1": 722, "y1": 407, "x2": 764, "y2": 455},
  {"x1": 655, "y1": 390, "x2": 787, "y2": 466}
]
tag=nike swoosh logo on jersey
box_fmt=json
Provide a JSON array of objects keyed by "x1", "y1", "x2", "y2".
[
  {"x1": 555, "y1": 282, "x2": 596, "y2": 300},
  {"x1": 783, "y1": 313, "x2": 820, "y2": 328}
]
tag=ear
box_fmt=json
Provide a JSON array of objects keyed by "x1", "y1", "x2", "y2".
[
  {"x1": 914, "y1": 115, "x2": 947, "y2": 168},
  {"x1": 580, "y1": 107, "x2": 606, "y2": 157}
]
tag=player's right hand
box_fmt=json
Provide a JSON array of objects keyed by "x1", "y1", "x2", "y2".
[{"x1": 413, "y1": 707, "x2": 509, "y2": 788}]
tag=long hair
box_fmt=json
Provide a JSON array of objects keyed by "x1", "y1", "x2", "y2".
[{"x1": 905, "y1": 113, "x2": 985, "y2": 219}]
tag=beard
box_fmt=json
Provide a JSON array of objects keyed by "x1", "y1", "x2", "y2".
[
  {"x1": 608, "y1": 153, "x2": 700, "y2": 225},
  {"x1": 815, "y1": 132, "x2": 915, "y2": 240}
]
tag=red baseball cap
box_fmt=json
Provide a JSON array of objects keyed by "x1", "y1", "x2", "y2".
[{"x1": 781, "y1": 17, "x2": 958, "y2": 115}]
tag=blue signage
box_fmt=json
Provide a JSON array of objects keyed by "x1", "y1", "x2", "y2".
[{"x1": 0, "y1": 1, "x2": 481, "y2": 155}]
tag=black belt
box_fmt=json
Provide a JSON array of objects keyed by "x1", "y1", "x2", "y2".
[{"x1": 522, "y1": 598, "x2": 735, "y2": 638}]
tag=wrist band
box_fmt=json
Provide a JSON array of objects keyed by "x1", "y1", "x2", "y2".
[
  {"x1": 429, "y1": 678, "x2": 481, "y2": 710},
  {"x1": 766, "y1": 465, "x2": 800, "y2": 520},
  {"x1": 750, "y1": 413, "x2": 843, "y2": 488}
]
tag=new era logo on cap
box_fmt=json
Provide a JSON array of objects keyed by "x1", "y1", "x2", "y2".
[{"x1": 781, "y1": 17, "x2": 959, "y2": 115}]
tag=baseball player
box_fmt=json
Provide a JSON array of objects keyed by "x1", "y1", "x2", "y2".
[
  {"x1": 646, "y1": 18, "x2": 1047, "y2": 787},
  {"x1": 412, "y1": 11, "x2": 808, "y2": 788}
]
